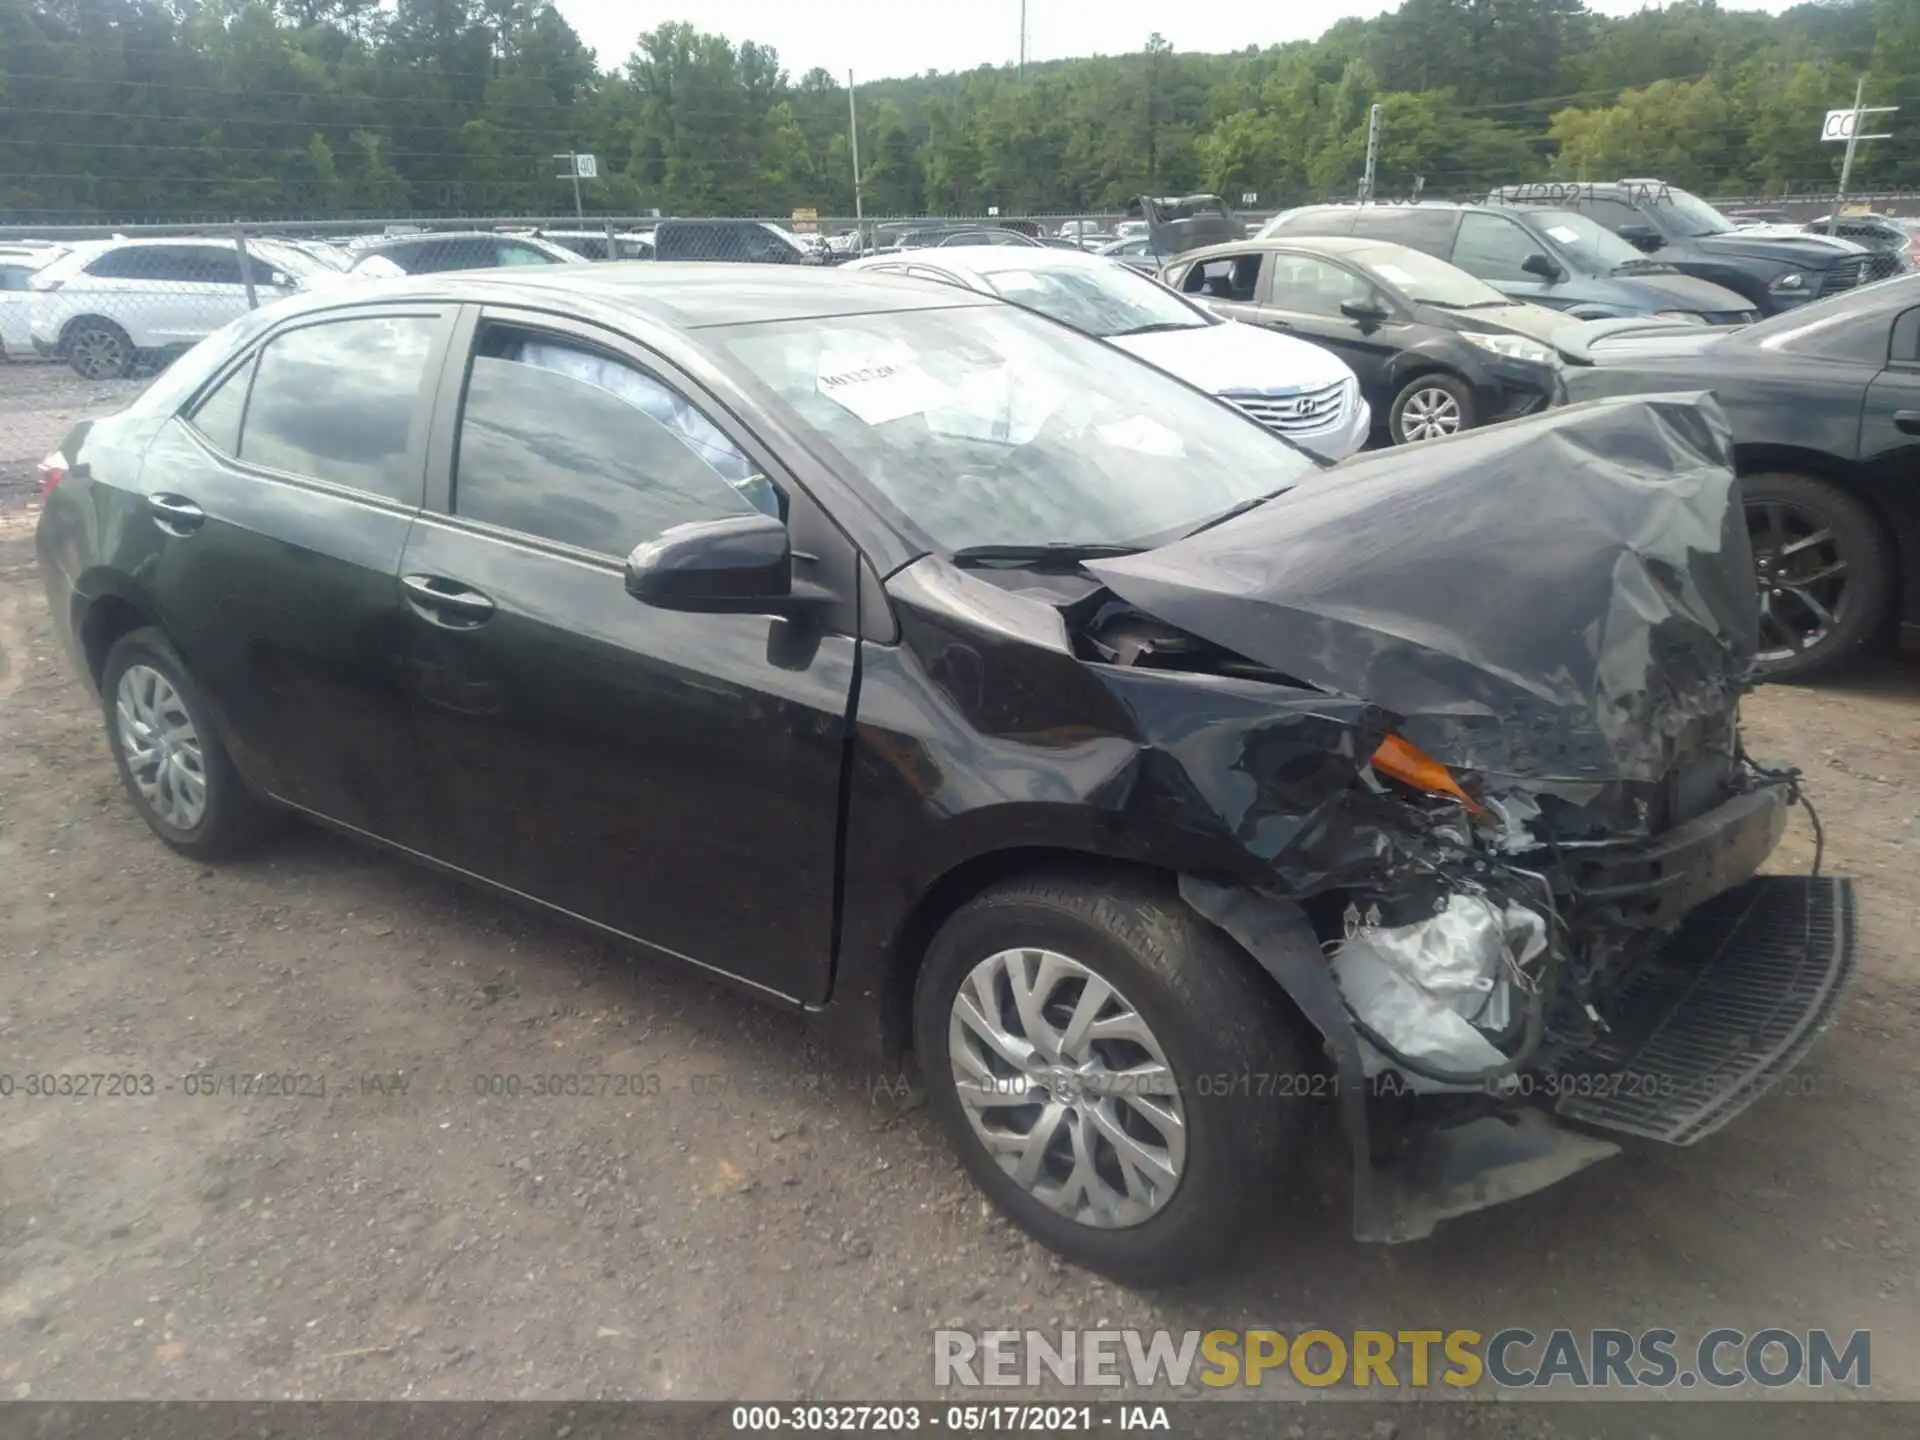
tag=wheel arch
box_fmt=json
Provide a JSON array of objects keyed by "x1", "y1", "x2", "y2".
[
  {"x1": 869, "y1": 848, "x2": 1181, "y2": 1059},
  {"x1": 1734, "y1": 445, "x2": 1905, "y2": 640},
  {"x1": 78, "y1": 589, "x2": 157, "y2": 688}
]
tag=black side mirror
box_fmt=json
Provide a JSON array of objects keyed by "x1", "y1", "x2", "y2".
[
  {"x1": 625, "y1": 513, "x2": 798, "y2": 614},
  {"x1": 1617, "y1": 223, "x2": 1662, "y2": 251},
  {"x1": 1340, "y1": 297, "x2": 1390, "y2": 324},
  {"x1": 1522, "y1": 252, "x2": 1563, "y2": 282}
]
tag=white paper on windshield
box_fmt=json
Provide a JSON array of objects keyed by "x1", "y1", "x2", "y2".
[
  {"x1": 816, "y1": 346, "x2": 949, "y2": 425},
  {"x1": 1094, "y1": 415, "x2": 1186, "y2": 457},
  {"x1": 1372, "y1": 262, "x2": 1417, "y2": 287},
  {"x1": 1546, "y1": 225, "x2": 1580, "y2": 244}
]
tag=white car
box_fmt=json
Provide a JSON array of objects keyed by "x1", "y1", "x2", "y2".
[
  {"x1": 0, "y1": 246, "x2": 63, "y2": 359},
  {"x1": 845, "y1": 245, "x2": 1370, "y2": 462},
  {"x1": 27, "y1": 236, "x2": 344, "y2": 379}
]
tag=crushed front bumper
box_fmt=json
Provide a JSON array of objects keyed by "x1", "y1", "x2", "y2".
[
  {"x1": 1184, "y1": 866, "x2": 1857, "y2": 1245},
  {"x1": 1550, "y1": 783, "x2": 1790, "y2": 928}
]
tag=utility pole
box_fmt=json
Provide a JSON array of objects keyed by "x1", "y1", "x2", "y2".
[
  {"x1": 553, "y1": 153, "x2": 584, "y2": 219},
  {"x1": 1828, "y1": 76, "x2": 1897, "y2": 236},
  {"x1": 1019, "y1": 0, "x2": 1027, "y2": 82},
  {"x1": 1359, "y1": 104, "x2": 1382, "y2": 205},
  {"x1": 848, "y1": 71, "x2": 865, "y2": 248}
]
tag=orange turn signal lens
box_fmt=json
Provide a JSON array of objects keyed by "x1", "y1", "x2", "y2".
[{"x1": 1370, "y1": 733, "x2": 1484, "y2": 813}]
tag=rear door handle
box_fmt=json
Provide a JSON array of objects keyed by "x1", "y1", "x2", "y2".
[
  {"x1": 402, "y1": 574, "x2": 495, "y2": 628},
  {"x1": 147, "y1": 492, "x2": 204, "y2": 535},
  {"x1": 1894, "y1": 409, "x2": 1920, "y2": 436}
]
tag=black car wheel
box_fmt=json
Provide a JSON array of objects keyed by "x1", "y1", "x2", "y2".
[
  {"x1": 914, "y1": 873, "x2": 1304, "y2": 1285},
  {"x1": 64, "y1": 319, "x2": 137, "y2": 381},
  {"x1": 1389, "y1": 373, "x2": 1475, "y2": 444},
  {"x1": 101, "y1": 628, "x2": 271, "y2": 858},
  {"x1": 1743, "y1": 473, "x2": 1893, "y2": 682}
]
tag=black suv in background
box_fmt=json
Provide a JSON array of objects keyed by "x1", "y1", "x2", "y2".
[
  {"x1": 1262, "y1": 201, "x2": 1758, "y2": 325},
  {"x1": 1490, "y1": 180, "x2": 1890, "y2": 315}
]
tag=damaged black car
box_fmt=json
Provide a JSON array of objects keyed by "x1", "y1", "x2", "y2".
[{"x1": 36, "y1": 266, "x2": 1855, "y2": 1286}]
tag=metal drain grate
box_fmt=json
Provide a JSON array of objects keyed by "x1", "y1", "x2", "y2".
[{"x1": 1551, "y1": 876, "x2": 1855, "y2": 1145}]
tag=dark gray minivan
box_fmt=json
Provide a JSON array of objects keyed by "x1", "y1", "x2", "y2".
[{"x1": 1261, "y1": 202, "x2": 1760, "y2": 326}]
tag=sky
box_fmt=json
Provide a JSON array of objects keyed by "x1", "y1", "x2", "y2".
[{"x1": 551, "y1": 0, "x2": 1810, "y2": 82}]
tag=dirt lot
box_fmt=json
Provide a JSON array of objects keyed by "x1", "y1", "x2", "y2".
[{"x1": 2, "y1": 363, "x2": 1919, "y2": 1412}]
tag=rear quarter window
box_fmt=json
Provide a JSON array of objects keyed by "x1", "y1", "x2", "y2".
[{"x1": 1349, "y1": 206, "x2": 1461, "y2": 255}]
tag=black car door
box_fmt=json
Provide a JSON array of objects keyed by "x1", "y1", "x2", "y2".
[
  {"x1": 1246, "y1": 252, "x2": 1408, "y2": 401},
  {"x1": 130, "y1": 304, "x2": 458, "y2": 849},
  {"x1": 1862, "y1": 305, "x2": 1920, "y2": 623},
  {"x1": 396, "y1": 306, "x2": 858, "y2": 1003}
]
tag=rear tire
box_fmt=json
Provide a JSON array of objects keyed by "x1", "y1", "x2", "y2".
[
  {"x1": 1389, "y1": 372, "x2": 1475, "y2": 444},
  {"x1": 913, "y1": 873, "x2": 1304, "y2": 1285},
  {"x1": 64, "y1": 318, "x2": 136, "y2": 380},
  {"x1": 1743, "y1": 472, "x2": 1893, "y2": 682},
  {"x1": 101, "y1": 628, "x2": 270, "y2": 859}
]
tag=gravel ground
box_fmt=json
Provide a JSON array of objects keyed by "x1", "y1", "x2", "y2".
[{"x1": 2, "y1": 366, "x2": 1918, "y2": 1414}]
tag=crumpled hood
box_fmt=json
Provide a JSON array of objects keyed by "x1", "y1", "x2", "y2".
[
  {"x1": 1110, "y1": 319, "x2": 1355, "y2": 395},
  {"x1": 1086, "y1": 393, "x2": 1757, "y2": 786}
]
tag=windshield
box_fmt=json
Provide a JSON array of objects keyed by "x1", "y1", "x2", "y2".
[
  {"x1": 715, "y1": 304, "x2": 1316, "y2": 553},
  {"x1": 1359, "y1": 245, "x2": 1509, "y2": 308},
  {"x1": 1650, "y1": 186, "x2": 1736, "y2": 238},
  {"x1": 1524, "y1": 210, "x2": 1646, "y2": 273},
  {"x1": 977, "y1": 262, "x2": 1208, "y2": 338}
]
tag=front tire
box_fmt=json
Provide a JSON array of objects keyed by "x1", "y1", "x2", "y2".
[
  {"x1": 101, "y1": 628, "x2": 268, "y2": 859},
  {"x1": 64, "y1": 318, "x2": 136, "y2": 380},
  {"x1": 914, "y1": 874, "x2": 1303, "y2": 1285},
  {"x1": 1744, "y1": 472, "x2": 1894, "y2": 682},
  {"x1": 1389, "y1": 372, "x2": 1474, "y2": 444}
]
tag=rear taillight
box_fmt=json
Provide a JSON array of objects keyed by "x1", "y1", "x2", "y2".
[{"x1": 35, "y1": 451, "x2": 67, "y2": 494}]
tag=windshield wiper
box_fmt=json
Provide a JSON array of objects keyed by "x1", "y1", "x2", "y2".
[
  {"x1": 949, "y1": 542, "x2": 1145, "y2": 570},
  {"x1": 1109, "y1": 320, "x2": 1205, "y2": 337},
  {"x1": 1181, "y1": 486, "x2": 1292, "y2": 538},
  {"x1": 1612, "y1": 258, "x2": 1675, "y2": 276}
]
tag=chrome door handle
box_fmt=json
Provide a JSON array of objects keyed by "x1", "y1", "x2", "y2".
[
  {"x1": 401, "y1": 574, "x2": 495, "y2": 628},
  {"x1": 147, "y1": 493, "x2": 204, "y2": 535}
]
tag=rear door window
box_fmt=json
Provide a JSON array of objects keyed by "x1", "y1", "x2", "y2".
[
  {"x1": 451, "y1": 324, "x2": 779, "y2": 555},
  {"x1": 1349, "y1": 206, "x2": 1460, "y2": 255},
  {"x1": 1178, "y1": 253, "x2": 1263, "y2": 303},
  {"x1": 1573, "y1": 197, "x2": 1648, "y2": 235},
  {"x1": 238, "y1": 313, "x2": 441, "y2": 502}
]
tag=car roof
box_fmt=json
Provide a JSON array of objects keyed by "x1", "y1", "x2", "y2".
[
  {"x1": 879, "y1": 245, "x2": 1123, "y2": 276},
  {"x1": 269, "y1": 263, "x2": 998, "y2": 330},
  {"x1": 1180, "y1": 235, "x2": 1416, "y2": 261}
]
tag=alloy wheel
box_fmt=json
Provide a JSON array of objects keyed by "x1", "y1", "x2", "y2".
[
  {"x1": 1748, "y1": 499, "x2": 1851, "y2": 662},
  {"x1": 947, "y1": 947, "x2": 1186, "y2": 1229},
  {"x1": 115, "y1": 664, "x2": 208, "y2": 831},
  {"x1": 1399, "y1": 387, "x2": 1462, "y2": 441},
  {"x1": 69, "y1": 326, "x2": 130, "y2": 381}
]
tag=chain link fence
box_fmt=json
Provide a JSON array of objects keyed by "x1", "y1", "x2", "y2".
[
  {"x1": 4, "y1": 191, "x2": 1914, "y2": 378},
  {"x1": 0, "y1": 211, "x2": 1171, "y2": 377}
]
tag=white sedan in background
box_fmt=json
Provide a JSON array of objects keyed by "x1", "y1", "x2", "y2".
[{"x1": 844, "y1": 246, "x2": 1369, "y2": 461}]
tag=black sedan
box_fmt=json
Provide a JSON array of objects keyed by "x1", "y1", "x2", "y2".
[
  {"x1": 36, "y1": 266, "x2": 1851, "y2": 1283},
  {"x1": 1564, "y1": 273, "x2": 1920, "y2": 680},
  {"x1": 1160, "y1": 237, "x2": 1567, "y2": 444}
]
